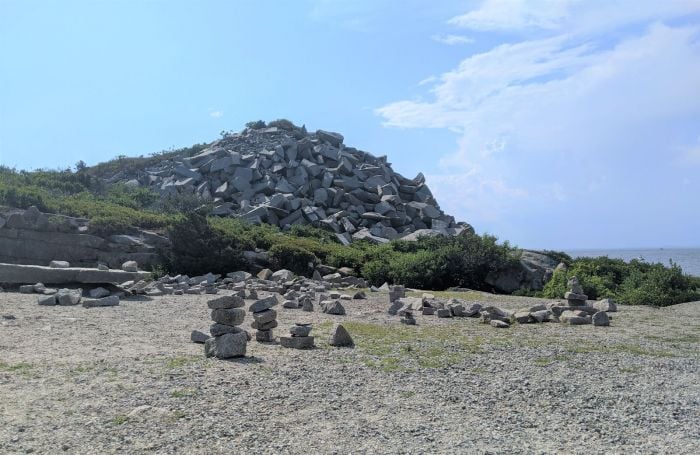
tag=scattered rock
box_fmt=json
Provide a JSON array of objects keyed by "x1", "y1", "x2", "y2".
[
  {"x1": 121, "y1": 261, "x2": 139, "y2": 272},
  {"x1": 593, "y1": 298, "x2": 618, "y2": 313},
  {"x1": 88, "y1": 287, "x2": 111, "y2": 299},
  {"x1": 329, "y1": 324, "x2": 353, "y2": 347},
  {"x1": 49, "y1": 260, "x2": 70, "y2": 268},
  {"x1": 321, "y1": 300, "x2": 346, "y2": 315},
  {"x1": 56, "y1": 288, "x2": 82, "y2": 306},
  {"x1": 82, "y1": 295, "x2": 120, "y2": 307},
  {"x1": 190, "y1": 330, "x2": 210, "y2": 343},
  {"x1": 592, "y1": 311, "x2": 610, "y2": 326},
  {"x1": 207, "y1": 295, "x2": 245, "y2": 310}
]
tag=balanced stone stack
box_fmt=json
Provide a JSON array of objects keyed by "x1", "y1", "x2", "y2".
[
  {"x1": 106, "y1": 120, "x2": 472, "y2": 244},
  {"x1": 280, "y1": 323, "x2": 314, "y2": 349},
  {"x1": 205, "y1": 295, "x2": 247, "y2": 359},
  {"x1": 250, "y1": 296, "x2": 278, "y2": 342},
  {"x1": 387, "y1": 285, "x2": 406, "y2": 315},
  {"x1": 564, "y1": 276, "x2": 587, "y2": 306}
]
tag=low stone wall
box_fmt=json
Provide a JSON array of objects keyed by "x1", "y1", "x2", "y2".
[{"x1": 0, "y1": 206, "x2": 168, "y2": 269}]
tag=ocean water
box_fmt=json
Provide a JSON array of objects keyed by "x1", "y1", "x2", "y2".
[{"x1": 564, "y1": 248, "x2": 700, "y2": 277}]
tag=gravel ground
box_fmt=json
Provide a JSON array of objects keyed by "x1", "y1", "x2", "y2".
[{"x1": 1, "y1": 289, "x2": 698, "y2": 454}]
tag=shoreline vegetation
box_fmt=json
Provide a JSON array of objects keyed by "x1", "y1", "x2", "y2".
[{"x1": 2, "y1": 152, "x2": 699, "y2": 307}]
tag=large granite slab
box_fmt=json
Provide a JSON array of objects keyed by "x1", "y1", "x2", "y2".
[{"x1": 0, "y1": 263, "x2": 150, "y2": 285}]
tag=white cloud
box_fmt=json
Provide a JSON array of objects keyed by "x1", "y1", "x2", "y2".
[
  {"x1": 209, "y1": 111, "x2": 224, "y2": 119},
  {"x1": 377, "y1": 2, "x2": 700, "y2": 240},
  {"x1": 448, "y1": 0, "x2": 574, "y2": 31},
  {"x1": 448, "y1": 0, "x2": 700, "y2": 34},
  {"x1": 431, "y1": 34, "x2": 475, "y2": 45}
]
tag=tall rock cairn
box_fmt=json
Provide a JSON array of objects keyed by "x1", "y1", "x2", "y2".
[
  {"x1": 205, "y1": 295, "x2": 247, "y2": 359},
  {"x1": 109, "y1": 121, "x2": 471, "y2": 243},
  {"x1": 249, "y1": 296, "x2": 278, "y2": 342}
]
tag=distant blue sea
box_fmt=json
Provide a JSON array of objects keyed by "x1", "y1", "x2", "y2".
[{"x1": 564, "y1": 248, "x2": 700, "y2": 277}]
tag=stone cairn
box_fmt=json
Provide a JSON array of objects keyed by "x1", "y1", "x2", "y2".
[
  {"x1": 280, "y1": 323, "x2": 315, "y2": 349},
  {"x1": 250, "y1": 296, "x2": 278, "y2": 343},
  {"x1": 387, "y1": 285, "x2": 406, "y2": 315},
  {"x1": 204, "y1": 295, "x2": 248, "y2": 359},
  {"x1": 564, "y1": 276, "x2": 587, "y2": 306}
]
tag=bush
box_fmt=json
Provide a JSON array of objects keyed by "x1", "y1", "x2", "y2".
[
  {"x1": 164, "y1": 212, "x2": 247, "y2": 276},
  {"x1": 268, "y1": 119, "x2": 297, "y2": 131},
  {"x1": 269, "y1": 244, "x2": 319, "y2": 277},
  {"x1": 541, "y1": 256, "x2": 700, "y2": 306},
  {"x1": 245, "y1": 120, "x2": 266, "y2": 130}
]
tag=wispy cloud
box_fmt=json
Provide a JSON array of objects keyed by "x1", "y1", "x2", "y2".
[
  {"x1": 377, "y1": 2, "x2": 700, "y2": 243},
  {"x1": 431, "y1": 34, "x2": 474, "y2": 45},
  {"x1": 209, "y1": 110, "x2": 223, "y2": 119}
]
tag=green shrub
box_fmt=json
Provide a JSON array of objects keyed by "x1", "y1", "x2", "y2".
[
  {"x1": 269, "y1": 244, "x2": 319, "y2": 277},
  {"x1": 245, "y1": 120, "x2": 266, "y2": 130},
  {"x1": 541, "y1": 257, "x2": 700, "y2": 306},
  {"x1": 267, "y1": 119, "x2": 297, "y2": 130},
  {"x1": 164, "y1": 212, "x2": 246, "y2": 276}
]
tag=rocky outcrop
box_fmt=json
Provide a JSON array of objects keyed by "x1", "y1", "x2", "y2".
[
  {"x1": 485, "y1": 250, "x2": 559, "y2": 293},
  {"x1": 106, "y1": 121, "x2": 471, "y2": 243},
  {"x1": 0, "y1": 206, "x2": 168, "y2": 269}
]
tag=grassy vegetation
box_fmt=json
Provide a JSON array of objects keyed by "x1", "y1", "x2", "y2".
[{"x1": 314, "y1": 321, "x2": 484, "y2": 372}]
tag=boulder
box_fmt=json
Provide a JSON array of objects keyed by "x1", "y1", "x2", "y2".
[
  {"x1": 592, "y1": 311, "x2": 610, "y2": 327},
  {"x1": 88, "y1": 287, "x2": 111, "y2": 298},
  {"x1": 257, "y1": 269, "x2": 273, "y2": 280},
  {"x1": 210, "y1": 324, "x2": 249, "y2": 338},
  {"x1": 280, "y1": 336, "x2": 315, "y2": 349},
  {"x1": 329, "y1": 324, "x2": 354, "y2": 347},
  {"x1": 226, "y1": 271, "x2": 252, "y2": 282},
  {"x1": 290, "y1": 325, "x2": 312, "y2": 337},
  {"x1": 485, "y1": 250, "x2": 559, "y2": 293},
  {"x1": 82, "y1": 295, "x2": 120, "y2": 307},
  {"x1": 249, "y1": 296, "x2": 277, "y2": 313},
  {"x1": 121, "y1": 261, "x2": 139, "y2": 272},
  {"x1": 321, "y1": 300, "x2": 346, "y2": 315},
  {"x1": 593, "y1": 298, "x2": 618, "y2": 313},
  {"x1": 210, "y1": 308, "x2": 246, "y2": 326},
  {"x1": 271, "y1": 269, "x2": 295, "y2": 282},
  {"x1": 436, "y1": 308, "x2": 452, "y2": 318},
  {"x1": 204, "y1": 332, "x2": 247, "y2": 358},
  {"x1": 190, "y1": 330, "x2": 210, "y2": 343},
  {"x1": 255, "y1": 330, "x2": 275, "y2": 342},
  {"x1": 252, "y1": 309, "x2": 277, "y2": 325},
  {"x1": 56, "y1": 288, "x2": 82, "y2": 306},
  {"x1": 207, "y1": 295, "x2": 245, "y2": 310},
  {"x1": 37, "y1": 294, "x2": 56, "y2": 306}
]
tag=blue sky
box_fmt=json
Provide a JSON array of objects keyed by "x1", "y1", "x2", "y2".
[{"x1": 1, "y1": 1, "x2": 699, "y2": 250}]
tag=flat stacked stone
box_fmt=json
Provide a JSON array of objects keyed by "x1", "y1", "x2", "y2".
[
  {"x1": 280, "y1": 323, "x2": 315, "y2": 349},
  {"x1": 204, "y1": 295, "x2": 247, "y2": 358},
  {"x1": 564, "y1": 276, "x2": 588, "y2": 306},
  {"x1": 249, "y1": 295, "x2": 278, "y2": 343}
]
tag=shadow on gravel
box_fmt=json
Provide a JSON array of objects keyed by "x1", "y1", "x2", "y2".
[{"x1": 221, "y1": 356, "x2": 266, "y2": 365}]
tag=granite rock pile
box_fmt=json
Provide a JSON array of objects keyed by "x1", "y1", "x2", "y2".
[{"x1": 107, "y1": 121, "x2": 471, "y2": 243}]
